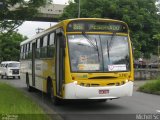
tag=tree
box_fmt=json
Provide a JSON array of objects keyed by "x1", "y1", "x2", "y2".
[
  {"x1": 0, "y1": 32, "x2": 27, "y2": 61},
  {"x1": 60, "y1": 0, "x2": 160, "y2": 58},
  {"x1": 153, "y1": 34, "x2": 160, "y2": 57},
  {"x1": 0, "y1": 0, "x2": 49, "y2": 35},
  {"x1": 0, "y1": 0, "x2": 49, "y2": 61}
]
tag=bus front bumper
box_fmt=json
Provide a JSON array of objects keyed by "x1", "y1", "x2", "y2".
[{"x1": 64, "y1": 81, "x2": 133, "y2": 99}]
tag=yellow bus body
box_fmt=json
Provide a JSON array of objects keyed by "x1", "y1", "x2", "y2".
[{"x1": 20, "y1": 18, "x2": 134, "y2": 100}]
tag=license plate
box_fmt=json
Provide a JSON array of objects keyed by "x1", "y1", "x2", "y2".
[{"x1": 99, "y1": 90, "x2": 109, "y2": 94}]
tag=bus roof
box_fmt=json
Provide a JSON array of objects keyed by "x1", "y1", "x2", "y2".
[
  {"x1": 20, "y1": 18, "x2": 127, "y2": 46},
  {"x1": 1, "y1": 61, "x2": 20, "y2": 64}
]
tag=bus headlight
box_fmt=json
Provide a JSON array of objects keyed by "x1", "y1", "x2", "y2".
[
  {"x1": 73, "y1": 81, "x2": 78, "y2": 85},
  {"x1": 125, "y1": 79, "x2": 129, "y2": 83}
]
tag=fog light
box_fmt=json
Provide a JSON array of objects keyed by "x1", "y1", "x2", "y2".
[
  {"x1": 73, "y1": 81, "x2": 77, "y2": 85},
  {"x1": 125, "y1": 79, "x2": 129, "y2": 83}
]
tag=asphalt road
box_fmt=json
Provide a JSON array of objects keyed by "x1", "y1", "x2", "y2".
[{"x1": 0, "y1": 78, "x2": 160, "y2": 120}]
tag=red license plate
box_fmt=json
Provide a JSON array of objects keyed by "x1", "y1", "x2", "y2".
[{"x1": 99, "y1": 90, "x2": 109, "y2": 94}]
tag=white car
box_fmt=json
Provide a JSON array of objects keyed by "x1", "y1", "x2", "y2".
[{"x1": 0, "y1": 61, "x2": 20, "y2": 79}]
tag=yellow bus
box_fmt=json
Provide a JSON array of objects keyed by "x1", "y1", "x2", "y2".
[{"x1": 20, "y1": 18, "x2": 134, "y2": 104}]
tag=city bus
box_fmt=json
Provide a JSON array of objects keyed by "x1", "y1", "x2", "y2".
[{"x1": 20, "y1": 18, "x2": 134, "y2": 104}]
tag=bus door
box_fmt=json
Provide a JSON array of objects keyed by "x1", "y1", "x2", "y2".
[
  {"x1": 32, "y1": 42, "x2": 36, "y2": 86},
  {"x1": 55, "y1": 29, "x2": 65, "y2": 96}
]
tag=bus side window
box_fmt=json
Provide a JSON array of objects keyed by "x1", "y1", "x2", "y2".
[
  {"x1": 36, "y1": 39, "x2": 40, "y2": 58},
  {"x1": 20, "y1": 45, "x2": 23, "y2": 60},
  {"x1": 23, "y1": 44, "x2": 26, "y2": 60},
  {"x1": 26, "y1": 43, "x2": 29, "y2": 59},
  {"x1": 25, "y1": 44, "x2": 28, "y2": 59},
  {"x1": 48, "y1": 32, "x2": 55, "y2": 58},
  {"x1": 40, "y1": 35, "x2": 48, "y2": 58},
  {"x1": 28, "y1": 42, "x2": 32, "y2": 59}
]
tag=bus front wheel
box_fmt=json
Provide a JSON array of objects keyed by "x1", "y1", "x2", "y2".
[
  {"x1": 26, "y1": 73, "x2": 34, "y2": 92},
  {"x1": 47, "y1": 80, "x2": 62, "y2": 105}
]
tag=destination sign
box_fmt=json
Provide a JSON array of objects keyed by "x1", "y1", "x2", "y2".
[
  {"x1": 89, "y1": 24, "x2": 121, "y2": 31},
  {"x1": 67, "y1": 21, "x2": 128, "y2": 33},
  {"x1": 73, "y1": 23, "x2": 85, "y2": 31}
]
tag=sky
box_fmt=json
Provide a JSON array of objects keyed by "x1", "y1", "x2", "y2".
[{"x1": 18, "y1": 0, "x2": 69, "y2": 38}]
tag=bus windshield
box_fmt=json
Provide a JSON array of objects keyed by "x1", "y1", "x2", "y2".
[
  {"x1": 8, "y1": 63, "x2": 20, "y2": 67},
  {"x1": 68, "y1": 34, "x2": 130, "y2": 72}
]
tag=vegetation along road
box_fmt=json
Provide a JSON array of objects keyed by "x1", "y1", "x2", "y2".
[{"x1": 0, "y1": 78, "x2": 160, "y2": 120}]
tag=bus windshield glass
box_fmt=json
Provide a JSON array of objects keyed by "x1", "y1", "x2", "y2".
[
  {"x1": 8, "y1": 63, "x2": 20, "y2": 67},
  {"x1": 68, "y1": 34, "x2": 130, "y2": 72}
]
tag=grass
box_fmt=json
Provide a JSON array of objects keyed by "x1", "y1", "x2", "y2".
[
  {"x1": 138, "y1": 79, "x2": 160, "y2": 95},
  {"x1": 0, "y1": 82, "x2": 51, "y2": 120}
]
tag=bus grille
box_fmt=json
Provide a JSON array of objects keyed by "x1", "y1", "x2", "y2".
[{"x1": 12, "y1": 69, "x2": 19, "y2": 74}]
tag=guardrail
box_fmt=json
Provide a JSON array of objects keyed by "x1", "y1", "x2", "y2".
[{"x1": 134, "y1": 69, "x2": 160, "y2": 80}]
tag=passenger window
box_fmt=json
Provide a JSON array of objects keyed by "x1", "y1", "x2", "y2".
[
  {"x1": 26, "y1": 44, "x2": 29, "y2": 52},
  {"x1": 28, "y1": 43, "x2": 30, "y2": 51},
  {"x1": 43, "y1": 36, "x2": 48, "y2": 47},
  {"x1": 37, "y1": 39, "x2": 40, "y2": 48},
  {"x1": 49, "y1": 32, "x2": 55, "y2": 45},
  {"x1": 48, "y1": 32, "x2": 55, "y2": 58},
  {"x1": 20, "y1": 46, "x2": 23, "y2": 60},
  {"x1": 21, "y1": 46, "x2": 23, "y2": 53},
  {"x1": 23, "y1": 44, "x2": 26, "y2": 59},
  {"x1": 36, "y1": 39, "x2": 40, "y2": 58},
  {"x1": 28, "y1": 42, "x2": 32, "y2": 59},
  {"x1": 29, "y1": 43, "x2": 32, "y2": 51},
  {"x1": 25, "y1": 44, "x2": 29, "y2": 59},
  {"x1": 40, "y1": 36, "x2": 48, "y2": 58},
  {"x1": 40, "y1": 37, "x2": 43, "y2": 47}
]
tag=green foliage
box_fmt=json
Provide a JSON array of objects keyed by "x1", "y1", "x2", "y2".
[
  {"x1": 0, "y1": 0, "x2": 49, "y2": 34},
  {"x1": 0, "y1": 0, "x2": 49, "y2": 61},
  {"x1": 153, "y1": 34, "x2": 160, "y2": 40},
  {"x1": 61, "y1": 0, "x2": 160, "y2": 59},
  {"x1": 0, "y1": 32, "x2": 27, "y2": 61},
  {"x1": 0, "y1": 82, "x2": 51, "y2": 119},
  {"x1": 139, "y1": 79, "x2": 160, "y2": 95}
]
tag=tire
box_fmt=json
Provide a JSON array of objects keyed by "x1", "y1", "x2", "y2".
[
  {"x1": 26, "y1": 73, "x2": 34, "y2": 92},
  {"x1": 18, "y1": 76, "x2": 20, "y2": 79},
  {"x1": 13, "y1": 76, "x2": 15, "y2": 79},
  {"x1": 1, "y1": 75, "x2": 3, "y2": 79},
  {"x1": 27, "y1": 83, "x2": 34, "y2": 92},
  {"x1": 47, "y1": 79, "x2": 62, "y2": 105}
]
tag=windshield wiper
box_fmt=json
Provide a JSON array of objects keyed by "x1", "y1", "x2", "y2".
[
  {"x1": 107, "y1": 32, "x2": 116, "y2": 63},
  {"x1": 82, "y1": 31, "x2": 97, "y2": 50},
  {"x1": 82, "y1": 31, "x2": 100, "y2": 63},
  {"x1": 94, "y1": 38, "x2": 100, "y2": 63}
]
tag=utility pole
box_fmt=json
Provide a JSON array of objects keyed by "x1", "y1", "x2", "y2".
[
  {"x1": 36, "y1": 28, "x2": 44, "y2": 34},
  {"x1": 78, "y1": 0, "x2": 80, "y2": 18}
]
